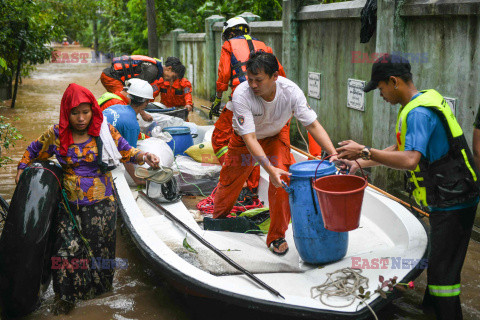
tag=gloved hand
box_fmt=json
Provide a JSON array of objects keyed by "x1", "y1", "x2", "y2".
[{"x1": 209, "y1": 97, "x2": 222, "y2": 119}]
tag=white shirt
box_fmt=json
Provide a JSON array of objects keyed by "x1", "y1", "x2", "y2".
[{"x1": 231, "y1": 76, "x2": 317, "y2": 139}]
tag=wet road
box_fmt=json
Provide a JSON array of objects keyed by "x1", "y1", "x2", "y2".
[{"x1": 0, "y1": 46, "x2": 479, "y2": 320}]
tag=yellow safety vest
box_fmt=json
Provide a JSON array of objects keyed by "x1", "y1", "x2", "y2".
[{"x1": 395, "y1": 89, "x2": 479, "y2": 208}]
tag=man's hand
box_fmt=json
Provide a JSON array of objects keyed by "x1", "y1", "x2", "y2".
[
  {"x1": 269, "y1": 167, "x2": 292, "y2": 188},
  {"x1": 140, "y1": 110, "x2": 153, "y2": 122},
  {"x1": 209, "y1": 97, "x2": 222, "y2": 119},
  {"x1": 336, "y1": 140, "x2": 364, "y2": 160},
  {"x1": 186, "y1": 105, "x2": 193, "y2": 112},
  {"x1": 328, "y1": 154, "x2": 339, "y2": 163}
]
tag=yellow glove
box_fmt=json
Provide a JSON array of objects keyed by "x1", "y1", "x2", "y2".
[{"x1": 209, "y1": 97, "x2": 222, "y2": 119}]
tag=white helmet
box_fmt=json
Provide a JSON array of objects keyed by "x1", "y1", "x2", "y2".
[
  {"x1": 125, "y1": 78, "x2": 154, "y2": 100},
  {"x1": 222, "y1": 17, "x2": 249, "y2": 41}
]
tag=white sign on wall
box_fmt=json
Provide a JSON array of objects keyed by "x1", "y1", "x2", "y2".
[
  {"x1": 347, "y1": 79, "x2": 366, "y2": 111},
  {"x1": 444, "y1": 97, "x2": 457, "y2": 116},
  {"x1": 308, "y1": 72, "x2": 321, "y2": 100}
]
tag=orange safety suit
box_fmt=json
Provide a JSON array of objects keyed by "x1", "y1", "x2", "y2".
[
  {"x1": 213, "y1": 125, "x2": 294, "y2": 246},
  {"x1": 215, "y1": 35, "x2": 286, "y2": 96},
  {"x1": 212, "y1": 36, "x2": 286, "y2": 191},
  {"x1": 308, "y1": 132, "x2": 322, "y2": 158},
  {"x1": 152, "y1": 78, "x2": 193, "y2": 108},
  {"x1": 100, "y1": 55, "x2": 163, "y2": 98}
]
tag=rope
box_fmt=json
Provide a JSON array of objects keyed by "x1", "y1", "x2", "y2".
[
  {"x1": 310, "y1": 268, "x2": 378, "y2": 320},
  {"x1": 196, "y1": 186, "x2": 263, "y2": 215},
  {"x1": 295, "y1": 117, "x2": 309, "y2": 149}
]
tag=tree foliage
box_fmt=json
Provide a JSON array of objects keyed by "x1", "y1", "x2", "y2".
[
  {"x1": 0, "y1": 0, "x2": 68, "y2": 98},
  {"x1": 0, "y1": 116, "x2": 23, "y2": 167},
  {"x1": 75, "y1": 0, "x2": 284, "y2": 57}
]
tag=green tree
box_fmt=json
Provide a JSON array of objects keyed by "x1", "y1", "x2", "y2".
[{"x1": 0, "y1": 0, "x2": 65, "y2": 100}]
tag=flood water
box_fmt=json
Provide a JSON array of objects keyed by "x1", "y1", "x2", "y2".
[{"x1": 0, "y1": 46, "x2": 479, "y2": 320}]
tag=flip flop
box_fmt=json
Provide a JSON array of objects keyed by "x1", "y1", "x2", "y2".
[
  {"x1": 135, "y1": 166, "x2": 174, "y2": 184},
  {"x1": 270, "y1": 237, "x2": 289, "y2": 256}
]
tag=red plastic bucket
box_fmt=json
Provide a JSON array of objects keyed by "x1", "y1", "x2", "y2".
[{"x1": 312, "y1": 159, "x2": 368, "y2": 232}]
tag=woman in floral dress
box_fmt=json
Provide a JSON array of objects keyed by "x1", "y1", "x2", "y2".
[{"x1": 15, "y1": 83, "x2": 159, "y2": 315}]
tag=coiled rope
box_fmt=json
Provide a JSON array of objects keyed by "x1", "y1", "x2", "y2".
[
  {"x1": 196, "y1": 186, "x2": 263, "y2": 215},
  {"x1": 310, "y1": 268, "x2": 378, "y2": 320}
]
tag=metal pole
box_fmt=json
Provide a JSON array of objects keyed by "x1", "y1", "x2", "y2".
[{"x1": 138, "y1": 191, "x2": 285, "y2": 299}]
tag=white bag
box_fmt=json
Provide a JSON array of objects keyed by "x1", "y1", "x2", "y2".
[{"x1": 124, "y1": 137, "x2": 175, "y2": 186}]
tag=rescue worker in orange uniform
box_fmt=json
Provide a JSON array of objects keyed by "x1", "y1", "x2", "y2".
[
  {"x1": 100, "y1": 55, "x2": 163, "y2": 98},
  {"x1": 153, "y1": 57, "x2": 193, "y2": 112},
  {"x1": 210, "y1": 17, "x2": 286, "y2": 195},
  {"x1": 213, "y1": 51, "x2": 338, "y2": 255}
]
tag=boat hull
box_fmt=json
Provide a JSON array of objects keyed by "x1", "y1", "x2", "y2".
[{"x1": 114, "y1": 160, "x2": 428, "y2": 319}]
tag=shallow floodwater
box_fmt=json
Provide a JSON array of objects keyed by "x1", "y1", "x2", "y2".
[{"x1": 0, "y1": 46, "x2": 479, "y2": 320}]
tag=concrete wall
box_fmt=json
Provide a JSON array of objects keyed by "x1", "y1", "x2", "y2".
[
  {"x1": 158, "y1": 34, "x2": 173, "y2": 59},
  {"x1": 177, "y1": 33, "x2": 208, "y2": 98},
  {"x1": 156, "y1": 0, "x2": 480, "y2": 192}
]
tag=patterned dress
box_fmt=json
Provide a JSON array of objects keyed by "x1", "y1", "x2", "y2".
[{"x1": 18, "y1": 124, "x2": 141, "y2": 302}]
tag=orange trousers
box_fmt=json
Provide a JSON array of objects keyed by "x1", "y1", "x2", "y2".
[
  {"x1": 212, "y1": 108, "x2": 260, "y2": 191},
  {"x1": 213, "y1": 125, "x2": 294, "y2": 246}
]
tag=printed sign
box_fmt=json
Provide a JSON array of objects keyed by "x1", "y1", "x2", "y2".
[
  {"x1": 347, "y1": 79, "x2": 366, "y2": 111},
  {"x1": 444, "y1": 97, "x2": 457, "y2": 116},
  {"x1": 308, "y1": 72, "x2": 321, "y2": 100}
]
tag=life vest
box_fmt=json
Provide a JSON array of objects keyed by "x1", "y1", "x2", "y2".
[
  {"x1": 111, "y1": 55, "x2": 163, "y2": 83},
  {"x1": 156, "y1": 78, "x2": 193, "y2": 108},
  {"x1": 396, "y1": 89, "x2": 480, "y2": 209},
  {"x1": 228, "y1": 35, "x2": 269, "y2": 89},
  {"x1": 97, "y1": 92, "x2": 124, "y2": 107}
]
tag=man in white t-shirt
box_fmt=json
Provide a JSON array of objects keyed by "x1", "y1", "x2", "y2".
[{"x1": 212, "y1": 51, "x2": 337, "y2": 255}]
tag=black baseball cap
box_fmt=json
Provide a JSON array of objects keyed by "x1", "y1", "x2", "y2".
[{"x1": 363, "y1": 54, "x2": 412, "y2": 92}]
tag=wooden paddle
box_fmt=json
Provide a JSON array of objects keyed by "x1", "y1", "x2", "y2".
[
  {"x1": 138, "y1": 191, "x2": 285, "y2": 299},
  {"x1": 289, "y1": 145, "x2": 430, "y2": 218}
]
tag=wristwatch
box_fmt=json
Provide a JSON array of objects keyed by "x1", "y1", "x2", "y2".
[{"x1": 361, "y1": 146, "x2": 371, "y2": 160}]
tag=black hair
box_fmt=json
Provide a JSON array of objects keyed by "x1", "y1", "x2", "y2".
[
  {"x1": 380, "y1": 73, "x2": 413, "y2": 85},
  {"x1": 246, "y1": 51, "x2": 279, "y2": 77},
  {"x1": 165, "y1": 56, "x2": 186, "y2": 79},
  {"x1": 130, "y1": 95, "x2": 147, "y2": 107}
]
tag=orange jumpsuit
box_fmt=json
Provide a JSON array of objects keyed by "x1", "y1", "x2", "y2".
[
  {"x1": 308, "y1": 132, "x2": 322, "y2": 158},
  {"x1": 153, "y1": 78, "x2": 193, "y2": 108},
  {"x1": 212, "y1": 35, "x2": 286, "y2": 191},
  {"x1": 100, "y1": 55, "x2": 163, "y2": 98},
  {"x1": 213, "y1": 125, "x2": 293, "y2": 246}
]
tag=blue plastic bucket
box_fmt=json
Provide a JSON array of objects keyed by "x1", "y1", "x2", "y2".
[
  {"x1": 163, "y1": 126, "x2": 194, "y2": 156},
  {"x1": 285, "y1": 160, "x2": 348, "y2": 264}
]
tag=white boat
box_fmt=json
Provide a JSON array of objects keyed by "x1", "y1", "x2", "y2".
[{"x1": 113, "y1": 125, "x2": 428, "y2": 319}]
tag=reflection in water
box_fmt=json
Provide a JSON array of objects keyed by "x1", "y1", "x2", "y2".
[{"x1": 0, "y1": 46, "x2": 478, "y2": 320}]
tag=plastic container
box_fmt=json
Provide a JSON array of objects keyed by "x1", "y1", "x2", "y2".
[
  {"x1": 284, "y1": 160, "x2": 348, "y2": 264},
  {"x1": 313, "y1": 173, "x2": 367, "y2": 232},
  {"x1": 163, "y1": 126, "x2": 194, "y2": 156}
]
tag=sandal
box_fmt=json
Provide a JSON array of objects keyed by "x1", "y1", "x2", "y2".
[
  {"x1": 135, "y1": 166, "x2": 173, "y2": 184},
  {"x1": 270, "y1": 237, "x2": 289, "y2": 256}
]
